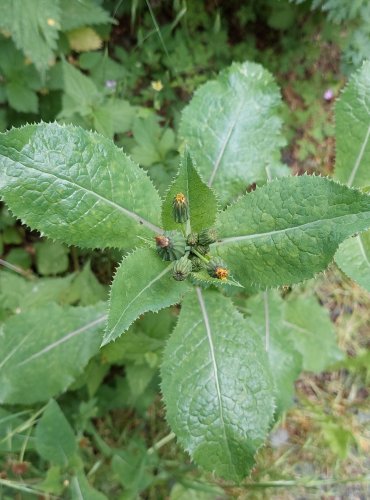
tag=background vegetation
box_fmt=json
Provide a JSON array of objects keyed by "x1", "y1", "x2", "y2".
[{"x1": 0, "y1": 0, "x2": 370, "y2": 498}]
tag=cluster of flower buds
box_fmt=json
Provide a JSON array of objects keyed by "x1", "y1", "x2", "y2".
[{"x1": 154, "y1": 194, "x2": 229, "y2": 283}]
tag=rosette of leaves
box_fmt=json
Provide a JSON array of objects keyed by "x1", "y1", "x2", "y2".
[{"x1": 1, "y1": 61, "x2": 370, "y2": 482}]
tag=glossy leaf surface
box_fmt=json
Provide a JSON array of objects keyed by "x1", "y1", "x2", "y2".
[
  {"x1": 162, "y1": 289, "x2": 274, "y2": 481},
  {"x1": 0, "y1": 123, "x2": 162, "y2": 249},
  {"x1": 213, "y1": 176, "x2": 370, "y2": 289}
]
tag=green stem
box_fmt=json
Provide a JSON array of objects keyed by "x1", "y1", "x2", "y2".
[
  {"x1": 147, "y1": 432, "x2": 176, "y2": 455},
  {"x1": 0, "y1": 405, "x2": 47, "y2": 445},
  {"x1": 243, "y1": 475, "x2": 370, "y2": 489},
  {"x1": 0, "y1": 258, "x2": 36, "y2": 280},
  {"x1": 0, "y1": 478, "x2": 59, "y2": 498},
  {"x1": 191, "y1": 248, "x2": 209, "y2": 264}
]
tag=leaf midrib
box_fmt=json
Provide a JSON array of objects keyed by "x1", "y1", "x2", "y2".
[
  {"x1": 207, "y1": 98, "x2": 245, "y2": 187},
  {"x1": 104, "y1": 264, "x2": 172, "y2": 344},
  {"x1": 0, "y1": 147, "x2": 162, "y2": 234},
  {"x1": 358, "y1": 234, "x2": 370, "y2": 268},
  {"x1": 347, "y1": 121, "x2": 370, "y2": 187},
  {"x1": 215, "y1": 211, "x2": 370, "y2": 246},
  {"x1": 16, "y1": 314, "x2": 107, "y2": 367},
  {"x1": 195, "y1": 287, "x2": 236, "y2": 475}
]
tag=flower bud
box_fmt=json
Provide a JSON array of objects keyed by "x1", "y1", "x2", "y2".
[
  {"x1": 155, "y1": 231, "x2": 186, "y2": 261},
  {"x1": 198, "y1": 227, "x2": 218, "y2": 245},
  {"x1": 191, "y1": 257, "x2": 203, "y2": 272},
  {"x1": 207, "y1": 257, "x2": 229, "y2": 281},
  {"x1": 186, "y1": 232, "x2": 198, "y2": 246},
  {"x1": 194, "y1": 244, "x2": 209, "y2": 256},
  {"x1": 172, "y1": 192, "x2": 189, "y2": 223},
  {"x1": 172, "y1": 255, "x2": 192, "y2": 281}
]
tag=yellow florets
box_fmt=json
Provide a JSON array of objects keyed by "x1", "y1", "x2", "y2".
[
  {"x1": 175, "y1": 192, "x2": 186, "y2": 204},
  {"x1": 215, "y1": 267, "x2": 229, "y2": 281}
]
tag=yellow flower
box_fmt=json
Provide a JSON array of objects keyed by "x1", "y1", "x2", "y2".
[{"x1": 151, "y1": 80, "x2": 163, "y2": 92}]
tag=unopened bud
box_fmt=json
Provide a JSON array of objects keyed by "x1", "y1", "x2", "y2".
[
  {"x1": 207, "y1": 257, "x2": 229, "y2": 281},
  {"x1": 198, "y1": 227, "x2": 218, "y2": 245},
  {"x1": 155, "y1": 231, "x2": 186, "y2": 261},
  {"x1": 191, "y1": 257, "x2": 203, "y2": 272},
  {"x1": 172, "y1": 256, "x2": 192, "y2": 281},
  {"x1": 187, "y1": 232, "x2": 198, "y2": 246},
  {"x1": 172, "y1": 192, "x2": 189, "y2": 223}
]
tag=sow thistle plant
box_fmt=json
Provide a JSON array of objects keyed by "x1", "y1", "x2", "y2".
[{"x1": 1, "y1": 60, "x2": 370, "y2": 483}]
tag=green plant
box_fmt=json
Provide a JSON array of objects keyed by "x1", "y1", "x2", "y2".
[{"x1": 1, "y1": 60, "x2": 370, "y2": 486}]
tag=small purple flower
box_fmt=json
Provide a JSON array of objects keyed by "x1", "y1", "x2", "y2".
[
  {"x1": 105, "y1": 79, "x2": 117, "y2": 90},
  {"x1": 323, "y1": 89, "x2": 334, "y2": 101}
]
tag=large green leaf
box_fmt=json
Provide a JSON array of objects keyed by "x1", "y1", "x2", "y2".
[
  {"x1": 335, "y1": 232, "x2": 370, "y2": 292},
  {"x1": 212, "y1": 176, "x2": 370, "y2": 289},
  {"x1": 35, "y1": 400, "x2": 77, "y2": 466},
  {"x1": 245, "y1": 291, "x2": 302, "y2": 415},
  {"x1": 333, "y1": 61, "x2": 370, "y2": 290},
  {"x1": 0, "y1": 302, "x2": 106, "y2": 404},
  {"x1": 179, "y1": 61, "x2": 286, "y2": 204},
  {"x1": 0, "y1": 0, "x2": 60, "y2": 73},
  {"x1": 284, "y1": 296, "x2": 343, "y2": 372},
  {"x1": 161, "y1": 289, "x2": 275, "y2": 481},
  {"x1": 162, "y1": 151, "x2": 218, "y2": 232},
  {"x1": 59, "y1": 59, "x2": 99, "y2": 117},
  {"x1": 60, "y1": 0, "x2": 111, "y2": 31},
  {"x1": 334, "y1": 60, "x2": 370, "y2": 189},
  {"x1": 0, "y1": 123, "x2": 162, "y2": 249},
  {"x1": 103, "y1": 248, "x2": 190, "y2": 345}
]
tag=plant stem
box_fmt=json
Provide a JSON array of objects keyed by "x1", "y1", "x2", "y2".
[
  {"x1": 0, "y1": 258, "x2": 35, "y2": 280},
  {"x1": 243, "y1": 475, "x2": 370, "y2": 489},
  {"x1": 191, "y1": 248, "x2": 209, "y2": 264},
  {"x1": 147, "y1": 432, "x2": 176, "y2": 455},
  {"x1": 0, "y1": 478, "x2": 60, "y2": 498},
  {"x1": 0, "y1": 405, "x2": 47, "y2": 445}
]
